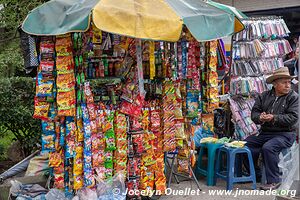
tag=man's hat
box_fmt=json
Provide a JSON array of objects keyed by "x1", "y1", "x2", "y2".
[{"x1": 266, "y1": 67, "x2": 293, "y2": 84}]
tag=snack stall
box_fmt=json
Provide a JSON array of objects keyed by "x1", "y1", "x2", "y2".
[{"x1": 20, "y1": 0, "x2": 245, "y2": 199}]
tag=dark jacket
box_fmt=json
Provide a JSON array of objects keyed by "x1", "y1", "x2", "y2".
[{"x1": 251, "y1": 88, "x2": 299, "y2": 133}]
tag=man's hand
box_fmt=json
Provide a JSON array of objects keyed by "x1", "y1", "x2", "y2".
[{"x1": 260, "y1": 112, "x2": 274, "y2": 122}]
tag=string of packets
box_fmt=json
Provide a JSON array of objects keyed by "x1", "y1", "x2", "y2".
[
  {"x1": 233, "y1": 39, "x2": 292, "y2": 60},
  {"x1": 231, "y1": 58, "x2": 284, "y2": 77},
  {"x1": 234, "y1": 18, "x2": 290, "y2": 41},
  {"x1": 229, "y1": 98, "x2": 260, "y2": 140},
  {"x1": 230, "y1": 76, "x2": 271, "y2": 95}
]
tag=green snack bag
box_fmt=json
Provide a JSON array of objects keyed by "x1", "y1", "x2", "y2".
[{"x1": 105, "y1": 129, "x2": 116, "y2": 151}]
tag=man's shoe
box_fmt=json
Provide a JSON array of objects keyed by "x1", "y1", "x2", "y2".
[{"x1": 260, "y1": 182, "x2": 281, "y2": 190}]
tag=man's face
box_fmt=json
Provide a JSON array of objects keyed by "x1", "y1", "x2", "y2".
[{"x1": 273, "y1": 78, "x2": 291, "y2": 95}]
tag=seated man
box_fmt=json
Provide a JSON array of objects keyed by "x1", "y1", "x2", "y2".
[{"x1": 245, "y1": 67, "x2": 298, "y2": 190}]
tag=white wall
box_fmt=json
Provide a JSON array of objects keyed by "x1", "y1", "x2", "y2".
[{"x1": 214, "y1": 0, "x2": 300, "y2": 11}]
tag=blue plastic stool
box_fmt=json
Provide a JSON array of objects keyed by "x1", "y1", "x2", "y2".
[
  {"x1": 215, "y1": 146, "x2": 256, "y2": 190},
  {"x1": 195, "y1": 143, "x2": 223, "y2": 186}
]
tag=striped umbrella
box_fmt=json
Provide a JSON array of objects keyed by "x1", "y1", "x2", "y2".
[{"x1": 22, "y1": 0, "x2": 245, "y2": 41}]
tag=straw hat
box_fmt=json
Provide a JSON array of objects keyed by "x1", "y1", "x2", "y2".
[{"x1": 266, "y1": 67, "x2": 293, "y2": 84}]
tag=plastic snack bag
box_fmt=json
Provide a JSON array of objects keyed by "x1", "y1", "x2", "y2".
[
  {"x1": 33, "y1": 98, "x2": 50, "y2": 120},
  {"x1": 186, "y1": 91, "x2": 199, "y2": 118}
]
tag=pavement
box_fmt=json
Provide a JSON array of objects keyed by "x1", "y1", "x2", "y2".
[{"x1": 160, "y1": 177, "x2": 276, "y2": 200}]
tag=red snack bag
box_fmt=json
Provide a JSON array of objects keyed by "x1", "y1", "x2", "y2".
[
  {"x1": 40, "y1": 60, "x2": 55, "y2": 72},
  {"x1": 33, "y1": 97, "x2": 50, "y2": 121},
  {"x1": 87, "y1": 103, "x2": 97, "y2": 120},
  {"x1": 132, "y1": 134, "x2": 144, "y2": 154}
]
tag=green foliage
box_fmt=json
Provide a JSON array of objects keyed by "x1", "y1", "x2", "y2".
[
  {"x1": 0, "y1": 0, "x2": 48, "y2": 39},
  {"x1": 0, "y1": 132, "x2": 15, "y2": 161},
  {"x1": 0, "y1": 0, "x2": 48, "y2": 77},
  {"x1": 0, "y1": 39, "x2": 24, "y2": 77},
  {"x1": 0, "y1": 77, "x2": 41, "y2": 156},
  {"x1": 0, "y1": 0, "x2": 50, "y2": 159}
]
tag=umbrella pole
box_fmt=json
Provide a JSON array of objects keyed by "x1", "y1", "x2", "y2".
[
  {"x1": 136, "y1": 39, "x2": 145, "y2": 97},
  {"x1": 228, "y1": 35, "x2": 234, "y2": 83}
]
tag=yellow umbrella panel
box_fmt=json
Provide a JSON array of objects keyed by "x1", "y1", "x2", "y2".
[{"x1": 92, "y1": 0, "x2": 183, "y2": 42}]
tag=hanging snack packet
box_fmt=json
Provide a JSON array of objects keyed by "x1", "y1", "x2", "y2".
[
  {"x1": 59, "y1": 117, "x2": 66, "y2": 146},
  {"x1": 104, "y1": 161, "x2": 114, "y2": 179},
  {"x1": 132, "y1": 134, "x2": 144, "y2": 154},
  {"x1": 57, "y1": 90, "x2": 76, "y2": 116},
  {"x1": 74, "y1": 145, "x2": 84, "y2": 176},
  {"x1": 130, "y1": 117, "x2": 143, "y2": 132},
  {"x1": 105, "y1": 129, "x2": 116, "y2": 151},
  {"x1": 83, "y1": 82, "x2": 94, "y2": 104},
  {"x1": 49, "y1": 151, "x2": 63, "y2": 167},
  {"x1": 40, "y1": 40, "x2": 55, "y2": 54},
  {"x1": 84, "y1": 169, "x2": 95, "y2": 188},
  {"x1": 142, "y1": 151, "x2": 156, "y2": 166},
  {"x1": 36, "y1": 80, "x2": 54, "y2": 97},
  {"x1": 53, "y1": 173, "x2": 64, "y2": 189},
  {"x1": 56, "y1": 56, "x2": 75, "y2": 74},
  {"x1": 202, "y1": 113, "x2": 214, "y2": 134},
  {"x1": 207, "y1": 87, "x2": 219, "y2": 100},
  {"x1": 40, "y1": 60, "x2": 54, "y2": 73},
  {"x1": 87, "y1": 103, "x2": 97, "y2": 120},
  {"x1": 41, "y1": 133, "x2": 56, "y2": 152},
  {"x1": 150, "y1": 108, "x2": 161, "y2": 131},
  {"x1": 36, "y1": 72, "x2": 54, "y2": 97},
  {"x1": 55, "y1": 37, "x2": 73, "y2": 56},
  {"x1": 56, "y1": 73, "x2": 76, "y2": 92},
  {"x1": 73, "y1": 175, "x2": 84, "y2": 190},
  {"x1": 208, "y1": 70, "x2": 218, "y2": 87},
  {"x1": 177, "y1": 157, "x2": 190, "y2": 174},
  {"x1": 33, "y1": 98, "x2": 50, "y2": 120},
  {"x1": 76, "y1": 118, "x2": 84, "y2": 142},
  {"x1": 95, "y1": 166, "x2": 106, "y2": 180},
  {"x1": 92, "y1": 149, "x2": 105, "y2": 168},
  {"x1": 42, "y1": 121, "x2": 55, "y2": 134},
  {"x1": 186, "y1": 91, "x2": 199, "y2": 118}
]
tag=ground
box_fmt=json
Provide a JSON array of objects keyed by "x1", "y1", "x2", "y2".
[{"x1": 159, "y1": 177, "x2": 280, "y2": 200}]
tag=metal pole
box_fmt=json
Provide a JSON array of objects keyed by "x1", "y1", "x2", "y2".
[{"x1": 298, "y1": 36, "x2": 300, "y2": 180}]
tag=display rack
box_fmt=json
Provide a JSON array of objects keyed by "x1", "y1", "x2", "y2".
[{"x1": 229, "y1": 16, "x2": 292, "y2": 140}]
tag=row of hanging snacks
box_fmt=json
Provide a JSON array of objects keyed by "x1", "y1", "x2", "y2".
[
  {"x1": 33, "y1": 36, "x2": 56, "y2": 120},
  {"x1": 162, "y1": 80, "x2": 177, "y2": 152},
  {"x1": 140, "y1": 103, "x2": 165, "y2": 194},
  {"x1": 153, "y1": 152, "x2": 166, "y2": 194},
  {"x1": 81, "y1": 103, "x2": 94, "y2": 188},
  {"x1": 73, "y1": 37, "x2": 85, "y2": 191},
  {"x1": 56, "y1": 34, "x2": 76, "y2": 117},
  {"x1": 200, "y1": 41, "x2": 220, "y2": 134},
  {"x1": 153, "y1": 42, "x2": 164, "y2": 79},
  {"x1": 179, "y1": 40, "x2": 188, "y2": 80},
  {"x1": 176, "y1": 121, "x2": 196, "y2": 176},
  {"x1": 127, "y1": 131, "x2": 142, "y2": 199},
  {"x1": 186, "y1": 38, "x2": 201, "y2": 90},
  {"x1": 38, "y1": 36, "x2": 59, "y2": 190},
  {"x1": 179, "y1": 36, "x2": 200, "y2": 176},
  {"x1": 114, "y1": 112, "x2": 128, "y2": 176},
  {"x1": 124, "y1": 58, "x2": 146, "y2": 199}
]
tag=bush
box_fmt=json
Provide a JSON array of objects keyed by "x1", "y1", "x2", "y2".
[
  {"x1": 0, "y1": 132, "x2": 15, "y2": 161},
  {"x1": 0, "y1": 77, "x2": 41, "y2": 157}
]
